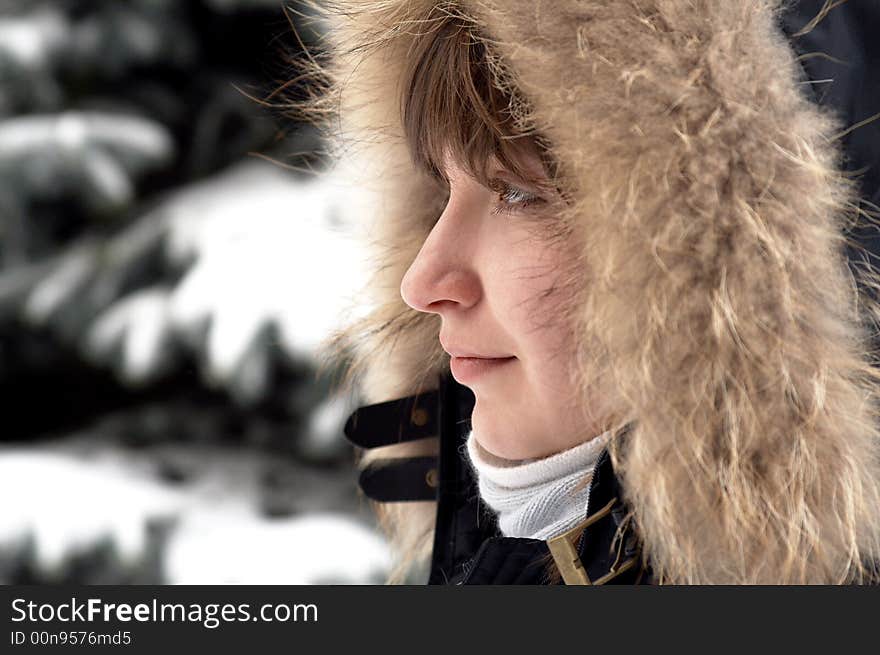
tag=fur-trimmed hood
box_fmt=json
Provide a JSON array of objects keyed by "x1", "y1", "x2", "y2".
[{"x1": 305, "y1": 0, "x2": 880, "y2": 583}]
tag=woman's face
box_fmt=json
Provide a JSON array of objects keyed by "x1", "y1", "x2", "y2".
[{"x1": 400, "y1": 152, "x2": 614, "y2": 460}]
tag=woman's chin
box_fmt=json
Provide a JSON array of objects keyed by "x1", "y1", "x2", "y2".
[{"x1": 469, "y1": 405, "x2": 533, "y2": 461}]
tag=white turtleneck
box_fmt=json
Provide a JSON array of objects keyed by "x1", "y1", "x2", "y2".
[{"x1": 462, "y1": 428, "x2": 613, "y2": 541}]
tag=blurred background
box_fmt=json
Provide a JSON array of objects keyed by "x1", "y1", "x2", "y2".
[{"x1": 0, "y1": 0, "x2": 397, "y2": 584}]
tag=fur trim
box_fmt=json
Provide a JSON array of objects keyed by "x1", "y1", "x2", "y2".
[{"x1": 307, "y1": 0, "x2": 880, "y2": 583}]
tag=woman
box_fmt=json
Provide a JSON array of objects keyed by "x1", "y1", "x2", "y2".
[{"x1": 299, "y1": 0, "x2": 880, "y2": 584}]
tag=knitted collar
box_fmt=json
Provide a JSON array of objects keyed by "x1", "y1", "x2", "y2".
[{"x1": 462, "y1": 429, "x2": 613, "y2": 541}]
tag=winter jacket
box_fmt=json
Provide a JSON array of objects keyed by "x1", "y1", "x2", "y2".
[
  {"x1": 318, "y1": 0, "x2": 880, "y2": 584},
  {"x1": 345, "y1": 371, "x2": 652, "y2": 584}
]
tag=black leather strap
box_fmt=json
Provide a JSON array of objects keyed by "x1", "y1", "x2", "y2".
[
  {"x1": 343, "y1": 389, "x2": 439, "y2": 449},
  {"x1": 359, "y1": 456, "x2": 439, "y2": 502}
]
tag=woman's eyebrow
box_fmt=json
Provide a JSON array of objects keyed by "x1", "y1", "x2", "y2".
[
  {"x1": 489, "y1": 168, "x2": 529, "y2": 183},
  {"x1": 488, "y1": 167, "x2": 550, "y2": 193},
  {"x1": 488, "y1": 149, "x2": 550, "y2": 180}
]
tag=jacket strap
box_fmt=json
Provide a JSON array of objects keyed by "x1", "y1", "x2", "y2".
[
  {"x1": 358, "y1": 456, "x2": 438, "y2": 502},
  {"x1": 342, "y1": 388, "x2": 441, "y2": 502},
  {"x1": 343, "y1": 389, "x2": 439, "y2": 449}
]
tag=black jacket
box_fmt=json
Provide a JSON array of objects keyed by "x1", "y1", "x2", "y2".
[{"x1": 345, "y1": 372, "x2": 653, "y2": 585}]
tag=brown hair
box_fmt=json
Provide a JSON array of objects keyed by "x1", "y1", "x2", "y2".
[{"x1": 399, "y1": 7, "x2": 564, "y2": 206}]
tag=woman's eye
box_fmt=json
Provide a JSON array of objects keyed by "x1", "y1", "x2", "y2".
[{"x1": 488, "y1": 180, "x2": 546, "y2": 216}]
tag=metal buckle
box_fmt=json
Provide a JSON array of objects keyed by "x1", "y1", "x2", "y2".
[
  {"x1": 547, "y1": 496, "x2": 644, "y2": 585},
  {"x1": 546, "y1": 497, "x2": 617, "y2": 585}
]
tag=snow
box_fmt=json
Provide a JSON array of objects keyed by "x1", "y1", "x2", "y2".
[{"x1": 0, "y1": 437, "x2": 392, "y2": 584}]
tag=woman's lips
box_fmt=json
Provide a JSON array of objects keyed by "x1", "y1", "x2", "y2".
[{"x1": 450, "y1": 356, "x2": 516, "y2": 384}]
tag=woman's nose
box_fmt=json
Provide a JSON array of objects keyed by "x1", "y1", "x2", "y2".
[{"x1": 400, "y1": 205, "x2": 481, "y2": 315}]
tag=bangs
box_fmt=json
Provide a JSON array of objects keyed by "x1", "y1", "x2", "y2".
[{"x1": 400, "y1": 9, "x2": 558, "y2": 191}]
